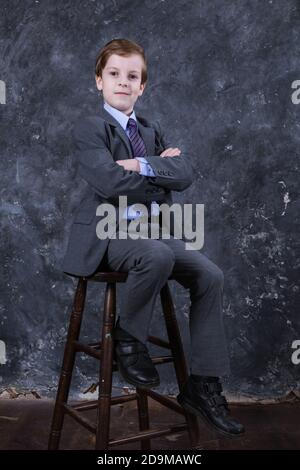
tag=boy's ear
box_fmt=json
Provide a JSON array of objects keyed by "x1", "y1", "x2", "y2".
[
  {"x1": 95, "y1": 75, "x2": 102, "y2": 91},
  {"x1": 139, "y1": 81, "x2": 146, "y2": 96}
]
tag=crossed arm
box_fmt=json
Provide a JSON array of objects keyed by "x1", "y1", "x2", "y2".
[
  {"x1": 116, "y1": 147, "x2": 182, "y2": 172},
  {"x1": 73, "y1": 117, "x2": 194, "y2": 203}
]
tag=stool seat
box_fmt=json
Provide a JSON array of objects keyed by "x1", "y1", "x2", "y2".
[
  {"x1": 85, "y1": 271, "x2": 128, "y2": 283},
  {"x1": 85, "y1": 271, "x2": 175, "y2": 283},
  {"x1": 48, "y1": 270, "x2": 200, "y2": 450}
]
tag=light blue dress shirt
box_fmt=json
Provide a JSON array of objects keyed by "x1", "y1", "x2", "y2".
[{"x1": 103, "y1": 101, "x2": 159, "y2": 220}]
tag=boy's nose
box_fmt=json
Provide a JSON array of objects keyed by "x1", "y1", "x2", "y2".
[{"x1": 120, "y1": 78, "x2": 130, "y2": 86}]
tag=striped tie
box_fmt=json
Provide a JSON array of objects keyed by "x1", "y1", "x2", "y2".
[{"x1": 127, "y1": 118, "x2": 147, "y2": 158}]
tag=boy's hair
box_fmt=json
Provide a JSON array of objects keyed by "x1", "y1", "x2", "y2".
[{"x1": 95, "y1": 38, "x2": 147, "y2": 85}]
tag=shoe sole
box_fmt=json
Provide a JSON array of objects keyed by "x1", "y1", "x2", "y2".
[
  {"x1": 118, "y1": 363, "x2": 160, "y2": 389},
  {"x1": 177, "y1": 393, "x2": 244, "y2": 438}
]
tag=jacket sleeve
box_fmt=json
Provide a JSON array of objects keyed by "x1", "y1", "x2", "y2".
[
  {"x1": 73, "y1": 117, "x2": 169, "y2": 205},
  {"x1": 144, "y1": 120, "x2": 196, "y2": 192}
]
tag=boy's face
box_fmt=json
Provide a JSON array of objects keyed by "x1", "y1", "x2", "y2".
[{"x1": 95, "y1": 53, "x2": 146, "y2": 116}]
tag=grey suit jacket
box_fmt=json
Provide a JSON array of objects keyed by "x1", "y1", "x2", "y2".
[{"x1": 61, "y1": 105, "x2": 195, "y2": 276}]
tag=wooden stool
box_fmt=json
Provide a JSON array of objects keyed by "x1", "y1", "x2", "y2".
[{"x1": 48, "y1": 270, "x2": 200, "y2": 450}]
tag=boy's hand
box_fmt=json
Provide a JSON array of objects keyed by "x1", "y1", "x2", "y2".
[
  {"x1": 116, "y1": 159, "x2": 140, "y2": 172},
  {"x1": 160, "y1": 147, "x2": 181, "y2": 157}
]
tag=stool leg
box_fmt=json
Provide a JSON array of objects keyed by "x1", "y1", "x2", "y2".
[
  {"x1": 96, "y1": 282, "x2": 116, "y2": 450},
  {"x1": 160, "y1": 283, "x2": 201, "y2": 448},
  {"x1": 48, "y1": 277, "x2": 87, "y2": 450},
  {"x1": 136, "y1": 388, "x2": 151, "y2": 450}
]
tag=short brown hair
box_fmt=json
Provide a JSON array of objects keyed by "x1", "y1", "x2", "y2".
[{"x1": 95, "y1": 38, "x2": 147, "y2": 84}]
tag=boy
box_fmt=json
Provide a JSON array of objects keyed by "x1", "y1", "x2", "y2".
[{"x1": 61, "y1": 38, "x2": 244, "y2": 436}]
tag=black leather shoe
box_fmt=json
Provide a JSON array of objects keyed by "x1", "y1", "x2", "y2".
[
  {"x1": 177, "y1": 376, "x2": 245, "y2": 436},
  {"x1": 113, "y1": 322, "x2": 160, "y2": 389}
]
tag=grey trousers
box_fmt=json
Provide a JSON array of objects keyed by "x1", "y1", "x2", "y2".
[{"x1": 103, "y1": 225, "x2": 231, "y2": 376}]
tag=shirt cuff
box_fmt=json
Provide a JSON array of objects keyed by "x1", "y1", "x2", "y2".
[{"x1": 136, "y1": 157, "x2": 156, "y2": 177}]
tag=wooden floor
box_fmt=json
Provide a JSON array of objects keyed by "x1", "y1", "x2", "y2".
[{"x1": 0, "y1": 398, "x2": 299, "y2": 450}]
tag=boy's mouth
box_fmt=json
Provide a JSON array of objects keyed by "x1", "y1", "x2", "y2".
[{"x1": 115, "y1": 92, "x2": 130, "y2": 95}]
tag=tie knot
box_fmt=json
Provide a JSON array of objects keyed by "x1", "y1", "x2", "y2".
[{"x1": 127, "y1": 118, "x2": 137, "y2": 130}]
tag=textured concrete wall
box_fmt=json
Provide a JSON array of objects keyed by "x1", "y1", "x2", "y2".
[{"x1": 0, "y1": 0, "x2": 299, "y2": 399}]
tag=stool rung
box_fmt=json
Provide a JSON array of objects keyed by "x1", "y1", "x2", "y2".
[
  {"x1": 142, "y1": 389, "x2": 185, "y2": 415},
  {"x1": 85, "y1": 338, "x2": 172, "y2": 352},
  {"x1": 87, "y1": 341, "x2": 101, "y2": 349},
  {"x1": 73, "y1": 340, "x2": 102, "y2": 359},
  {"x1": 71, "y1": 392, "x2": 184, "y2": 416},
  {"x1": 148, "y1": 335, "x2": 170, "y2": 349},
  {"x1": 74, "y1": 339, "x2": 172, "y2": 367},
  {"x1": 152, "y1": 355, "x2": 173, "y2": 365},
  {"x1": 71, "y1": 394, "x2": 137, "y2": 412},
  {"x1": 63, "y1": 404, "x2": 96, "y2": 434},
  {"x1": 87, "y1": 338, "x2": 172, "y2": 352},
  {"x1": 109, "y1": 423, "x2": 187, "y2": 447},
  {"x1": 110, "y1": 394, "x2": 137, "y2": 405}
]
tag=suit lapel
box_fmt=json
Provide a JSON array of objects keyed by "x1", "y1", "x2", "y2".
[
  {"x1": 115, "y1": 127, "x2": 133, "y2": 157},
  {"x1": 99, "y1": 106, "x2": 133, "y2": 157},
  {"x1": 136, "y1": 118, "x2": 155, "y2": 156}
]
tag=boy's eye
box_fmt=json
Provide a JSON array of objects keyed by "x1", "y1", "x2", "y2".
[{"x1": 109, "y1": 72, "x2": 138, "y2": 79}]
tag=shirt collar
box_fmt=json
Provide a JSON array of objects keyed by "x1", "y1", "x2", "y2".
[{"x1": 103, "y1": 101, "x2": 137, "y2": 131}]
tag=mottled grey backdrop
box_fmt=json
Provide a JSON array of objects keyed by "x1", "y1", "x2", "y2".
[{"x1": 0, "y1": 0, "x2": 299, "y2": 399}]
